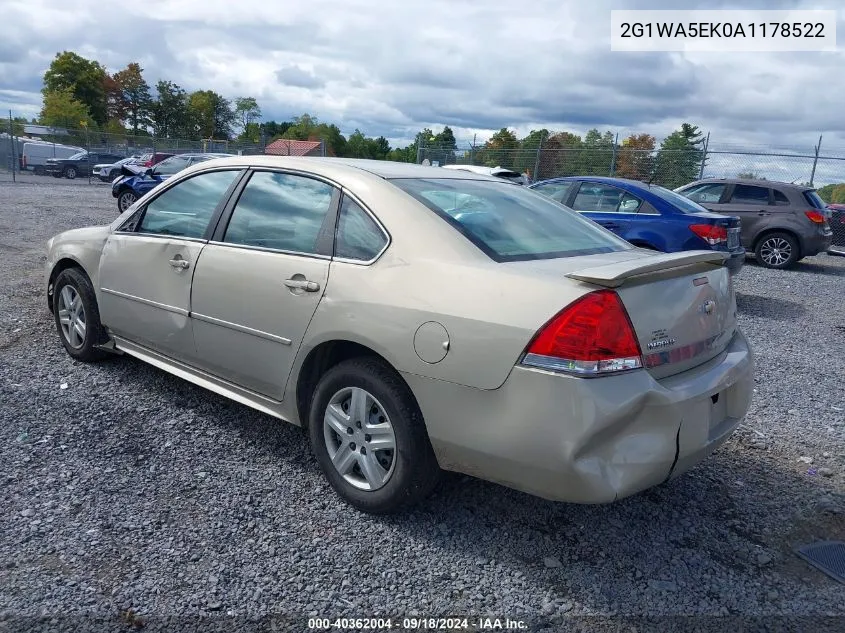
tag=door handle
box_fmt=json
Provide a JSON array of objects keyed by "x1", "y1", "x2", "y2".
[
  {"x1": 284, "y1": 278, "x2": 320, "y2": 292},
  {"x1": 600, "y1": 222, "x2": 620, "y2": 229},
  {"x1": 169, "y1": 258, "x2": 190, "y2": 269}
]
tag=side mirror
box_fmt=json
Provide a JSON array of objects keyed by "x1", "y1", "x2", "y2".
[{"x1": 145, "y1": 168, "x2": 154, "y2": 177}]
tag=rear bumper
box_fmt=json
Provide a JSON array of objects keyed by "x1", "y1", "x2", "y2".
[
  {"x1": 802, "y1": 231, "x2": 833, "y2": 257},
  {"x1": 404, "y1": 330, "x2": 754, "y2": 504}
]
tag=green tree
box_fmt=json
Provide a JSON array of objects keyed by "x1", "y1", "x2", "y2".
[
  {"x1": 187, "y1": 90, "x2": 235, "y2": 138},
  {"x1": 736, "y1": 171, "x2": 765, "y2": 180},
  {"x1": 653, "y1": 123, "x2": 705, "y2": 188},
  {"x1": 831, "y1": 184, "x2": 845, "y2": 204},
  {"x1": 615, "y1": 133, "x2": 656, "y2": 180},
  {"x1": 112, "y1": 63, "x2": 152, "y2": 135},
  {"x1": 282, "y1": 114, "x2": 346, "y2": 155},
  {"x1": 345, "y1": 129, "x2": 370, "y2": 157},
  {"x1": 234, "y1": 97, "x2": 261, "y2": 134},
  {"x1": 42, "y1": 51, "x2": 108, "y2": 126},
  {"x1": 816, "y1": 183, "x2": 841, "y2": 203},
  {"x1": 151, "y1": 80, "x2": 189, "y2": 138},
  {"x1": 39, "y1": 88, "x2": 93, "y2": 129},
  {"x1": 5, "y1": 116, "x2": 26, "y2": 136},
  {"x1": 574, "y1": 129, "x2": 615, "y2": 176},
  {"x1": 261, "y1": 120, "x2": 292, "y2": 140},
  {"x1": 479, "y1": 127, "x2": 519, "y2": 167}
]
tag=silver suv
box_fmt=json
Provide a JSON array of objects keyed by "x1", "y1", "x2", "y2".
[{"x1": 675, "y1": 178, "x2": 833, "y2": 269}]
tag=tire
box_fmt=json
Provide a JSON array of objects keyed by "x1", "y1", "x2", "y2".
[
  {"x1": 52, "y1": 268, "x2": 107, "y2": 362},
  {"x1": 754, "y1": 232, "x2": 799, "y2": 269},
  {"x1": 34, "y1": 165, "x2": 45, "y2": 176},
  {"x1": 64, "y1": 166, "x2": 77, "y2": 179},
  {"x1": 308, "y1": 357, "x2": 441, "y2": 514},
  {"x1": 118, "y1": 190, "x2": 137, "y2": 212}
]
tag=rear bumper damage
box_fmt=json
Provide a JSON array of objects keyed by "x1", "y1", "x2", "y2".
[{"x1": 404, "y1": 330, "x2": 754, "y2": 503}]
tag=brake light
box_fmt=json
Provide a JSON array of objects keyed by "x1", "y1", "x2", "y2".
[
  {"x1": 689, "y1": 224, "x2": 727, "y2": 245},
  {"x1": 804, "y1": 210, "x2": 826, "y2": 224},
  {"x1": 522, "y1": 290, "x2": 643, "y2": 376}
]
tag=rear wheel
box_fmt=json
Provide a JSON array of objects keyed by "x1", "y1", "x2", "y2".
[
  {"x1": 52, "y1": 268, "x2": 106, "y2": 362},
  {"x1": 64, "y1": 166, "x2": 77, "y2": 179},
  {"x1": 308, "y1": 357, "x2": 440, "y2": 514},
  {"x1": 118, "y1": 190, "x2": 137, "y2": 212},
  {"x1": 755, "y1": 232, "x2": 799, "y2": 269}
]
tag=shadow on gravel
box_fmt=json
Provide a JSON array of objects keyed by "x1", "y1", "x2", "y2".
[
  {"x1": 736, "y1": 292, "x2": 806, "y2": 320},
  {"x1": 789, "y1": 260, "x2": 845, "y2": 277}
]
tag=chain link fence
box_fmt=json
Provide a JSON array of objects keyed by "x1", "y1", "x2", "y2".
[{"x1": 418, "y1": 138, "x2": 845, "y2": 192}]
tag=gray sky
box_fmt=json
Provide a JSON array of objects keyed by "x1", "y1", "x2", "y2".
[{"x1": 1, "y1": 0, "x2": 844, "y2": 159}]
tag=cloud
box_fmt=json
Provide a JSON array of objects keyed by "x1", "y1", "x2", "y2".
[
  {"x1": 275, "y1": 65, "x2": 325, "y2": 89},
  {"x1": 0, "y1": 0, "x2": 843, "y2": 155}
]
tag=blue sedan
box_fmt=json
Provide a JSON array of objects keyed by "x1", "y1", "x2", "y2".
[{"x1": 529, "y1": 176, "x2": 745, "y2": 274}]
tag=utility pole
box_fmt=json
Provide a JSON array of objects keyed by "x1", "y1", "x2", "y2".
[{"x1": 9, "y1": 110, "x2": 16, "y2": 182}]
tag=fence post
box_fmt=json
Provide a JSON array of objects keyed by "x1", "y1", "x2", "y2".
[
  {"x1": 698, "y1": 132, "x2": 710, "y2": 179},
  {"x1": 809, "y1": 134, "x2": 822, "y2": 187},
  {"x1": 609, "y1": 132, "x2": 619, "y2": 176},
  {"x1": 8, "y1": 110, "x2": 16, "y2": 182},
  {"x1": 470, "y1": 133, "x2": 476, "y2": 165}
]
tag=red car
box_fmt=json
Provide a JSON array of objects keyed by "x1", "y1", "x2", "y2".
[
  {"x1": 138, "y1": 152, "x2": 174, "y2": 168},
  {"x1": 827, "y1": 204, "x2": 845, "y2": 256}
]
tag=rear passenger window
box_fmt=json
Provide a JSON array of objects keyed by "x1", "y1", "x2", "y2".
[
  {"x1": 224, "y1": 171, "x2": 336, "y2": 254},
  {"x1": 139, "y1": 170, "x2": 240, "y2": 239},
  {"x1": 730, "y1": 185, "x2": 770, "y2": 205},
  {"x1": 335, "y1": 197, "x2": 388, "y2": 261},
  {"x1": 773, "y1": 190, "x2": 790, "y2": 205},
  {"x1": 572, "y1": 184, "x2": 625, "y2": 213}
]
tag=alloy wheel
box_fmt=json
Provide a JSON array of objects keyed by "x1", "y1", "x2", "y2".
[
  {"x1": 323, "y1": 387, "x2": 396, "y2": 491},
  {"x1": 759, "y1": 237, "x2": 792, "y2": 267},
  {"x1": 57, "y1": 285, "x2": 86, "y2": 349}
]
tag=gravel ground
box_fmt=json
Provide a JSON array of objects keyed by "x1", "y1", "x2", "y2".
[{"x1": 1, "y1": 179, "x2": 844, "y2": 632}]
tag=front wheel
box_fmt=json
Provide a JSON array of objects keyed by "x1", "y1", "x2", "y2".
[
  {"x1": 64, "y1": 166, "x2": 77, "y2": 179},
  {"x1": 52, "y1": 268, "x2": 106, "y2": 362},
  {"x1": 118, "y1": 190, "x2": 137, "y2": 212},
  {"x1": 308, "y1": 357, "x2": 441, "y2": 514},
  {"x1": 755, "y1": 232, "x2": 799, "y2": 269}
]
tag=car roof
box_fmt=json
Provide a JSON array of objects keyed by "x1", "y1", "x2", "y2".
[
  {"x1": 535, "y1": 176, "x2": 649, "y2": 187},
  {"x1": 687, "y1": 177, "x2": 813, "y2": 190},
  {"x1": 187, "y1": 156, "x2": 507, "y2": 181}
]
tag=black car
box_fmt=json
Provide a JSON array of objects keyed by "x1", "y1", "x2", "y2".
[{"x1": 45, "y1": 151, "x2": 126, "y2": 180}]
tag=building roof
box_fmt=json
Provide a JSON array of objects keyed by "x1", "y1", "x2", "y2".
[{"x1": 264, "y1": 139, "x2": 323, "y2": 156}]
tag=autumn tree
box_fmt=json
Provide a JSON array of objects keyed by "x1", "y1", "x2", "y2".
[
  {"x1": 112, "y1": 63, "x2": 152, "y2": 134},
  {"x1": 42, "y1": 52, "x2": 108, "y2": 126},
  {"x1": 615, "y1": 133, "x2": 656, "y2": 180},
  {"x1": 479, "y1": 128, "x2": 519, "y2": 167}
]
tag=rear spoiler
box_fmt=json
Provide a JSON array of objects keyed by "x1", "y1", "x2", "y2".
[{"x1": 566, "y1": 251, "x2": 728, "y2": 288}]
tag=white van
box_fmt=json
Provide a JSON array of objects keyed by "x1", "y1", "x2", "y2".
[{"x1": 22, "y1": 142, "x2": 84, "y2": 175}]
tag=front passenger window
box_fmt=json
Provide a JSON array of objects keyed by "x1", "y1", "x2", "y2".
[{"x1": 138, "y1": 170, "x2": 239, "y2": 239}]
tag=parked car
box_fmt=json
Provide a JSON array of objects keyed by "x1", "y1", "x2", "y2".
[
  {"x1": 44, "y1": 151, "x2": 126, "y2": 179},
  {"x1": 21, "y1": 141, "x2": 84, "y2": 175},
  {"x1": 530, "y1": 176, "x2": 745, "y2": 274},
  {"x1": 442, "y1": 164, "x2": 529, "y2": 185},
  {"x1": 111, "y1": 153, "x2": 232, "y2": 212},
  {"x1": 674, "y1": 178, "x2": 833, "y2": 269},
  {"x1": 93, "y1": 156, "x2": 140, "y2": 182},
  {"x1": 138, "y1": 152, "x2": 174, "y2": 168},
  {"x1": 826, "y1": 203, "x2": 845, "y2": 256},
  {"x1": 45, "y1": 157, "x2": 753, "y2": 514}
]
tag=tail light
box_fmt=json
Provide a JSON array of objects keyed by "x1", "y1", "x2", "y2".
[
  {"x1": 689, "y1": 224, "x2": 727, "y2": 245},
  {"x1": 521, "y1": 290, "x2": 643, "y2": 376},
  {"x1": 804, "y1": 210, "x2": 826, "y2": 224}
]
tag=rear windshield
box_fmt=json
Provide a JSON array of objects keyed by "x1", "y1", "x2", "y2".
[
  {"x1": 803, "y1": 190, "x2": 826, "y2": 209},
  {"x1": 647, "y1": 185, "x2": 711, "y2": 213},
  {"x1": 390, "y1": 178, "x2": 632, "y2": 262}
]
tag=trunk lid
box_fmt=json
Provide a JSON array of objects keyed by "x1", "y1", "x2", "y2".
[{"x1": 565, "y1": 251, "x2": 736, "y2": 379}]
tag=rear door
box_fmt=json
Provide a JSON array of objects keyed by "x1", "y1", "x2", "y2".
[
  {"x1": 189, "y1": 169, "x2": 339, "y2": 400},
  {"x1": 568, "y1": 182, "x2": 639, "y2": 239},
  {"x1": 98, "y1": 168, "x2": 244, "y2": 363},
  {"x1": 715, "y1": 183, "x2": 778, "y2": 248}
]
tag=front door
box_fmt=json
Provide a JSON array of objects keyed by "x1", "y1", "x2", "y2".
[
  {"x1": 98, "y1": 168, "x2": 242, "y2": 362},
  {"x1": 190, "y1": 170, "x2": 339, "y2": 400}
]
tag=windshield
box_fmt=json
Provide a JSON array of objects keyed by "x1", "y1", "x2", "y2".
[
  {"x1": 648, "y1": 184, "x2": 711, "y2": 213},
  {"x1": 68, "y1": 152, "x2": 87, "y2": 160},
  {"x1": 390, "y1": 178, "x2": 632, "y2": 262}
]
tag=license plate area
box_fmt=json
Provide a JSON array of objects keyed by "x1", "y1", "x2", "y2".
[{"x1": 727, "y1": 227, "x2": 740, "y2": 249}]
